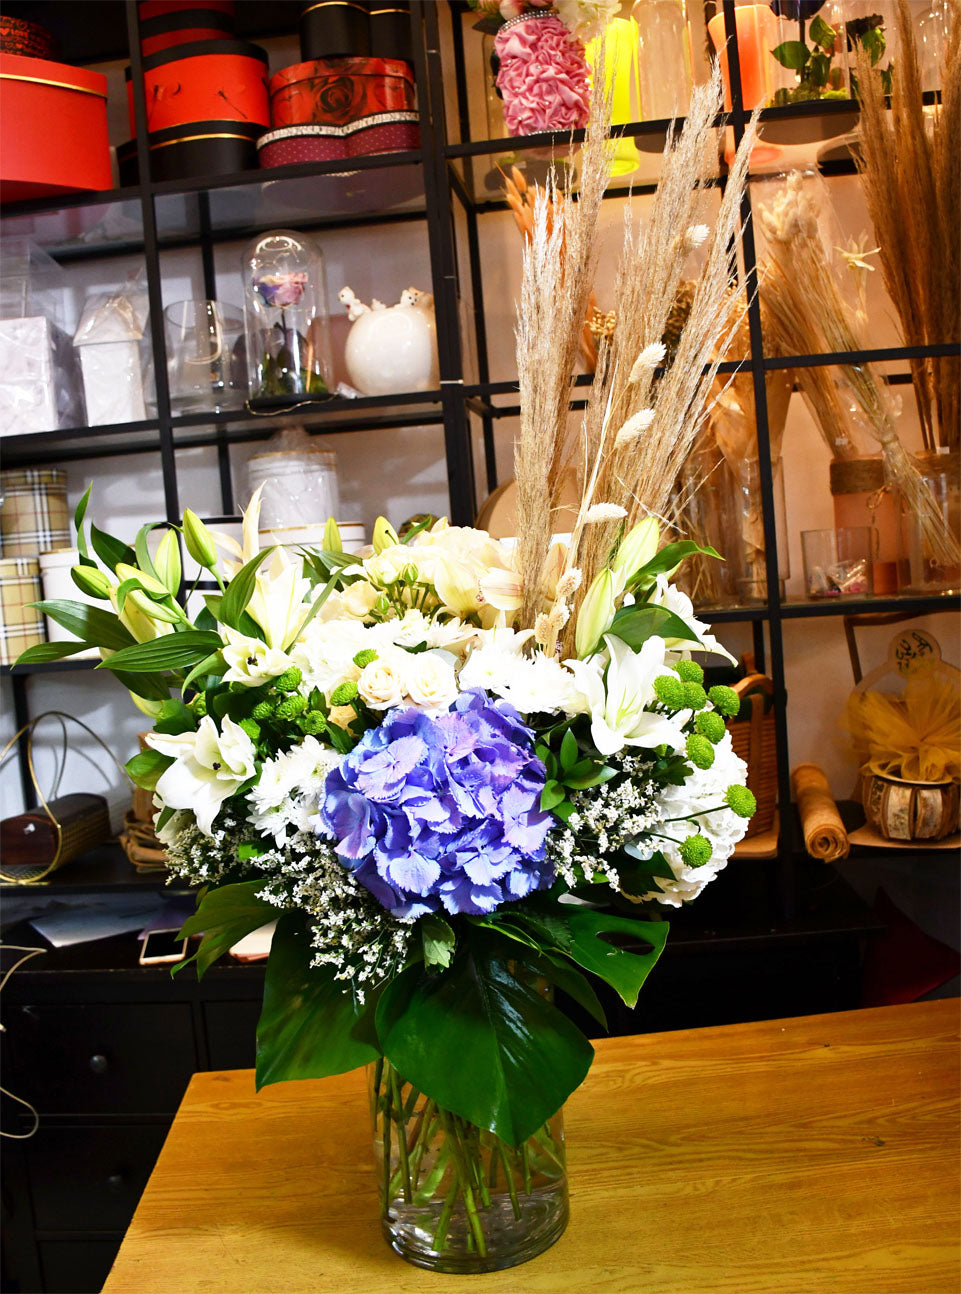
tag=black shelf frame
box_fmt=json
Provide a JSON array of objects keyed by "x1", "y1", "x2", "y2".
[{"x1": 0, "y1": 0, "x2": 957, "y2": 877}]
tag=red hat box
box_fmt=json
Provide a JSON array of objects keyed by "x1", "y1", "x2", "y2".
[
  {"x1": 117, "y1": 119, "x2": 262, "y2": 184},
  {"x1": 0, "y1": 53, "x2": 112, "y2": 202},
  {"x1": 140, "y1": 9, "x2": 236, "y2": 56},
  {"x1": 257, "y1": 114, "x2": 418, "y2": 169},
  {"x1": 269, "y1": 57, "x2": 415, "y2": 129},
  {"x1": 139, "y1": 0, "x2": 235, "y2": 18},
  {"x1": 0, "y1": 15, "x2": 57, "y2": 60},
  {"x1": 126, "y1": 39, "x2": 269, "y2": 137}
]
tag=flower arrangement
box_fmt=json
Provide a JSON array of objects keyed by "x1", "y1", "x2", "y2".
[
  {"x1": 19, "y1": 65, "x2": 766, "y2": 1274},
  {"x1": 470, "y1": 0, "x2": 618, "y2": 137}
]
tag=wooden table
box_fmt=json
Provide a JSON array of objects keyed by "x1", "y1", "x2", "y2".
[{"x1": 103, "y1": 1001, "x2": 960, "y2": 1294}]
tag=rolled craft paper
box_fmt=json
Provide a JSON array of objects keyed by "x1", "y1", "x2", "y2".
[{"x1": 792, "y1": 763, "x2": 850, "y2": 861}]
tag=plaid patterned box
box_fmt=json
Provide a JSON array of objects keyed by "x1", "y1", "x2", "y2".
[
  {"x1": 0, "y1": 556, "x2": 44, "y2": 664},
  {"x1": 0, "y1": 468, "x2": 69, "y2": 556}
]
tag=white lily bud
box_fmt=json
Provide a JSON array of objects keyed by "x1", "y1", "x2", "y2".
[
  {"x1": 372, "y1": 516, "x2": 399, "y2": 553},
  {"x1": 154, "y1": 530, "x2": 182, "y2": 597},
  {"x1": 611, "y1": 517, "x2": 660, "y2": 586},
  {"x1": 574, "y1": 568, "x2": 616, "y2": 659}
]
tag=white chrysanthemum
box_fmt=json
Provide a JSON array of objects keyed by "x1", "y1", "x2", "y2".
[
  {"x1": 649, "y1": 575, "x2": 737, "y2": 664},
  {"x1": 248, "y1": 737, "x2": 342, "y2": 847},
  {"x1": 499, "y1": 653, "x2": 589, "y2": 716},
  {"x1": 292, "y1": 618, "x2": 373, "y2": 693},
  {"x1": 638, "y1": 733, "x2": 750, "y2": 906}
]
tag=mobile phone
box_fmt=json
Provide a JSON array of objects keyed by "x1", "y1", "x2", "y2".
[{"x1": 139, "y1": 929, "x2": 188, "y2": 965}]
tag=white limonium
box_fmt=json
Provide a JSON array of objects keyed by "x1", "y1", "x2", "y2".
[
  {"x1": 221, "y1": 626, "x2": 293, "y2": 686},
  {"x1": 649, "y1": 574, "x2": 737, "y2": 663},
  {"x1": 565, "y1": 634, "x2": 687, "y2": 757},
  {"x1": 147, "y1": 715, "x2": 256, "y2": 836}
]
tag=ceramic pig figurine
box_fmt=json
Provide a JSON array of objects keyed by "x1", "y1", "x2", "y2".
[{"x1": 340, "y1": 285, "x2": 439, "y2": 396}]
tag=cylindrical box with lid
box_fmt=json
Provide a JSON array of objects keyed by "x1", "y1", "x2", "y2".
[
  {"x1": 0, "y1": 469, "x2": 69, "y2": 557},
  {"x1": 0, "y1": 556, "x2": 45, "y2": 665}
]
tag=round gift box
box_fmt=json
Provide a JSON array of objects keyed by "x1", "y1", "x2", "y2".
[
  {"x1": 257, "y1": 124, "x2": 348, "y2": 166},
  {"x1": 0, "y1": 53, "x2": 112, "y2": 201},
  {"x1": 0, "y1": 15, "x2": 57, "y2": 59},
  {"x1": 117, "y1": 119, "x2": 263, "y2": 184},
  {"x1": 862, "y1": 771, "x2": 960, "y2": 842},
  {"x1": 347, "y1": 113, "x2": 418, "y2": 156},
  {"x1": 126, "y1": 39, "x2": 269, "y2": 137},
  {"x1": 139, "y1": 0, "x2": 235, "y2": 19},
  {"x1": 299, "y1": 0, "x2": 370, "y2": 61},
  {"x1": 269, "y1": 56, "x2": 415, "y2": 128},
  {"x1": 140, "y1": 9, "x2": 236, "y2": 56},
  {"x1": 369, "y1": 2, "x2": 413, "y2": 64}
]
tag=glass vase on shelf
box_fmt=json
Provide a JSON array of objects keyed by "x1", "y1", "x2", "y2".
[
  {"x1": 242, "y1": 230, "x2": 333, "y2": 404},
  {"x1": 633, "y1": 0, "x2": 694, "y2": 122},
  {"x1": 899, "y1": 449, "x2": 961, "y2": 594},
  {"x1": 370, "y1": 1058, "x2": 568, "y2": 1274},
  {"x1": 829, "y1": 455, "x2": 901, "y2": 596}
]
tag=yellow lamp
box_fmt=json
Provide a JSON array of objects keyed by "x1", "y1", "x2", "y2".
[{"x1": 586, "y1": 16, "x2": 641, "y2": 178}]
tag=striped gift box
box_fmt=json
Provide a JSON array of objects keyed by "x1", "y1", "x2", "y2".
[
  {"x1": 0, "y1": 555, "x2": 45, "y2": 664},
  {"x1": 0, "y1": 467, "x2": 69, "y2": 557}
]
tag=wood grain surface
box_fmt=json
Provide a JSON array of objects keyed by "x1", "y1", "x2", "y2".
[{"x1": 103, "y1": 1000, "x2": 960, "y2": 1294}]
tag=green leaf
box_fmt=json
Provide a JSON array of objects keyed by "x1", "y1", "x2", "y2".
[
  {"x1": 421, "y1": 913, "x2": 456, "y2": 969},
  {"x1": 256, "y1": 912, "x2": 380, "y2": 1088},
  {"x1": 629, "y1": 540, "x2": 721, "y2": 590},
  {"x1": 15, "y1": 640, "x2": 95, "y2": 665},
  {"x1": 291, "y1": 573, "x2": 339, "y2": 641},
  {"x1": 99, "y1": 630, "x2": 224, "y2": 674},
  {"x1": 771, "y1": 40, "x2": 810, "y2": 69},
  {"x1": 237, "y1": 842, "x2": 264, "y2": 861},
  {"x1": 74, "y1": 484, "x2": 92, "y2": 558},
  {"x1": 565, "y1": 765, "x2": 618, "y2": 790},
  {"x1": 559, "y1": 727, "x2": 578, "y2": 772},
  {"x1": 809, "y1": 13, "x2": 836, "y2": 51},
  {"x1": 34, "y1": 600, "x2": 136, "y2": 652},
  {"x1": 808, "y1": 50, "x2": 830, "y2": 87},
  {"x1": 90, "y1": 523, "x2": 135, "y2": 572},
  {"x1": 218, "y1": 548, "x2": 274, "y2": 631},
  {"x1": 181, "y1": 651, "x2": 225, "y2": 695},
  {"x1": 607, "y1": 604, "x2": 700, "y2": 651},
  {"x1": 111, "y1": 668, "x2": 170, "y2": 702},
  {"x1": 487, "y1": 899, "x2": 669, "y2": 1008},
  {"x1": 859, "y1": 24, "x2": 885, "y2": 64},
  {"x1": 125, "y1": 748, "x2": 173, "y2": 791},
  {"x1": 528, "y1": 952, "x2": 607, "y2": 1029},
  {"x1": 376, "y1": 929, "x2": 594, "y2": 1146},
  {"x1": 154, "y1": 698, "x2": 195, "y2": 734},
  {"x1": 134, "y1": 522, "x2": 162, "y2": 580},
  {"x1": 540, "y1": 781, "x2": 567, "y2": 812},
  {"x1": 176, "y1": 880, "x2": 278, "y2": 979}
]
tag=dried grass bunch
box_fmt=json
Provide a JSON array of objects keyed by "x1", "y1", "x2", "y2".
[
  {"x1": 757, "y1": 172, "x2": 960, "y2": 570},
  {"x1": 855, "y1": 0, "x2": 960, "y2": 452},
  {"x1": 511, "y1": 61, "x2": 761, "y2": 647}
]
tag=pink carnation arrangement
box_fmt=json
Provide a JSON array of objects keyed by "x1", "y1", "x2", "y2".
[{"x1": 494, "y1": 13, "x2": 591, "y2": 136}]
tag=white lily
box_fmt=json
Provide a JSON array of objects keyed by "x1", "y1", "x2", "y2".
[
  {"x1": 649, "y1": 575, "x2": 737, "y2": 663},
  {"x1": 147, "y1": 715, "x2": 256, "y2": 836},
  {"x1": 221, "y1": 626, "x2": 293, "y2": 686},
  {"x1": 564, "y1": 634, "x2": 686, "y2": 758},
  {"x1": 246, "y1": 548, "x2": 313, "y2": 650}
]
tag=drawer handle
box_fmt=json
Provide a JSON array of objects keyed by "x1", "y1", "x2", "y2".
[
  {"x1": 107, "y1": 1173, "x2": 125, "y2": 1192},
  {"x1": 89, "y1": 1053, "x2": 109, "y2": 1075}
]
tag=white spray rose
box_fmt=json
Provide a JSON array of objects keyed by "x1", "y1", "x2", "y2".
[
  {"x1": 357, "y1": 652, "x2": 407, "y2": 709},
  {"x1": 405, "y1": 652, "x2": 459, "y2": 712}
]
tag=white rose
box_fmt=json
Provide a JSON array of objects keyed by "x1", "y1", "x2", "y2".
[
  {"x1": 406, "y1": 652, "x2": 458, "y2": 712},
  {"x1": 366, "y1": 545, "x2": 414, "y2": 587},
  {"x1": 339, "y1": 580, "x2": 379, "y2": 619},
  {"x1": 357, "y1": 655, "x2": 407, "y2": 709}
]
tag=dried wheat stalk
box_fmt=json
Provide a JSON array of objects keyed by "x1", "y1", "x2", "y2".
[
  {"x1": 757, "y1": 173, "x2": 960, "y2": 569},
  {"x1": 555, "y1": 64, "x2": 761, "y2": 651},
  {"x1": 513, "y1": 75, "x2": 616, "y2": 626},
  {"x1": 854, "y1": 0, "x2": 960, "y2": 451}
]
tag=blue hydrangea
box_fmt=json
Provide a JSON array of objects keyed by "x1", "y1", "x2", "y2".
[{"x1": 320, "y1": 690, "x2": 554, "y2": 918}]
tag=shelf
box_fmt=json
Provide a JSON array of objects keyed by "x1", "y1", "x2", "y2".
[
  {"x1": 0, "y1": 842, "x2": 186, "y2": 896},
  {"x1": 2, "y1": 659, "x2": 98, "y2": 680},
  {"x1": 781, "y1": 592, "x2": 959, "y2": 619},
  {"x1": 0, "y1": 420, "x2": 162, "y2": 466}
]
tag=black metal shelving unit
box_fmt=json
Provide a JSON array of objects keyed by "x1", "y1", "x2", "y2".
[{"x1": 2, "y1": 1, "x2": 958, "y2": 878}]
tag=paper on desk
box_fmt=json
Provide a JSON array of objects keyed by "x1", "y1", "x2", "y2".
[
  {"x1": 29, "y1": 895, "x2": 167, "y2": 948},
  {"x1": 229, "y1": 921, "x2": 277, "y2": 962}
]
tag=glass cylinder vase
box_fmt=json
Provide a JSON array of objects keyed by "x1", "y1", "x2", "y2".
[
  {"x1": 369, "y1": 1059, "x2": 568, "y2": 1274},
  {"x1": 242, "y1": 229, "x2": 332, "y2": 403}
]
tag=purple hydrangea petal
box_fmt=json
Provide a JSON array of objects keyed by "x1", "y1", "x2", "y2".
[{"x1": 319, "y1": 689, "x2": 555, "y2": 918}]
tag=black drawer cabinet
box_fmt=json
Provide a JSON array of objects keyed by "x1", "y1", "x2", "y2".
[
  {"x1": 0, "y1": 941, "x2": 266, "y2": 1294},
  {"x1": 6, "y1": 1003, "x2": 197, "y2": 1116},
  {"x1": 26, "y1": 1124, "x2": 170, "y2": 1232}
]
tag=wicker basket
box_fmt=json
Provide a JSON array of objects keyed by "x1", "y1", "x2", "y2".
[{"x1": 728, "y1": 673, "x2": 777, "y2": 838}]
